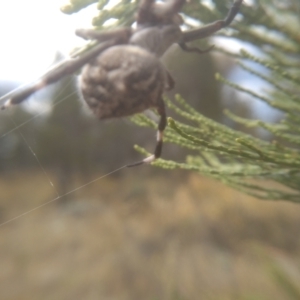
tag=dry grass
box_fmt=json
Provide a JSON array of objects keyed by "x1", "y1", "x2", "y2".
[{"x1": 0, "y1": 169, "x2": 300, "y2": 300}]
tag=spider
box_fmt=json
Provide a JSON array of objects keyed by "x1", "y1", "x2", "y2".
[{"x1": 0, "y1": 0, "x2": 242, "y2": 167}]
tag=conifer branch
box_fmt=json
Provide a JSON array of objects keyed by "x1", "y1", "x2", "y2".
[{"x1": 61, "y1": 0, "x2": 300, "y2": 201}]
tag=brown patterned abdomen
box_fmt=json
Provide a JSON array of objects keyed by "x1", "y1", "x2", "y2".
[{"x1": 80, "y1": 45, "x2": 166, "y2": 119}]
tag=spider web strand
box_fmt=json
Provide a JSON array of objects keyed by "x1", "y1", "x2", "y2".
[
  {"x1": 0, "y1": 78, "x2": 77, "y2": 139},
  {"x1": 0, "y1": 165, "x2": 127, "y2": 227},
  {"x1": 8, "y1": 115, "x2": 60, "y2": 197}
]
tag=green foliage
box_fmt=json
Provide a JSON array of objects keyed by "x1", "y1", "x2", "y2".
[
  {"x1": 61, "y1": 0, "x2": 138, "y2": 27},
  {"x1": 131, "y1": 94, "x2": 300, "y2": 202},
  {"x1": 132, "y1": 0, "x2": 300, "y2": 202},
  {"x1": 61, "y1": 0, "x2": 300, "y2": 201},
  {"x1": 61, "y1": 0, "x2": 99, "y2": 14}
]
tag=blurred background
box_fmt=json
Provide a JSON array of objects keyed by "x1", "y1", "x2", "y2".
[{"x1": 0, "y1": 1, "x2": 300, "y2": 299}]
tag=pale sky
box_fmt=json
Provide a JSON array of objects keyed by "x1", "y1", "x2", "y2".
[
  {"x1": 0, "y1": 0, "x2": 244, "y2": 83},
  {"x1": 0, "y1": 0, "x2": 97, "y2": 82}
]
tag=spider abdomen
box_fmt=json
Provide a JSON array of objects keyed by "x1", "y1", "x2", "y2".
[{"x1": 80, "y1": 45, "x2": 166, "y2": 119}]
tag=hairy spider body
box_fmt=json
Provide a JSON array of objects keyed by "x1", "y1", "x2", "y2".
[
  {"x1": 81, "y1": 45, "x2": 166, "y2": 119},
  {"x1": 0, "y1": 0, "x2": 243, "y2": 167}
]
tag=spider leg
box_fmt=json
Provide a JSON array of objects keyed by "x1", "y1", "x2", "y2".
[
  {"x1": 153, "y1": 0, "x2": 186, "y2": 19},
  {"x1": 153, "y1": 101, "x2": 167, "y2": 159},
  {"x1": 165, "y1": 70, "x2": 175, "y2": 91},
  {"x1": 1, "y1": 39, "x2": 119, "y2": 109},
  {"x1": 136, "y1": 0, "x2": 156, "y2": 25},
  {"x1": 137, "y1": 0, "x2": 185, "y2": 27},
  {"x1": 178, "y1": 42, "x2": 214, "y2": 54},
  {"x1": 127, "y1": 100, "x2": 166, "y2": 167},
  {"x1": 180, "y1": 0, "x2": 242, "y2": 44},
  {"x1": 75, "y1": 27, "x2": 131, "y2": 42}
]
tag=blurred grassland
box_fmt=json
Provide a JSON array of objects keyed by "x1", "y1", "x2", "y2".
[{"x1": 0, "y1": 170, "x2": 300, "y2": 300}]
